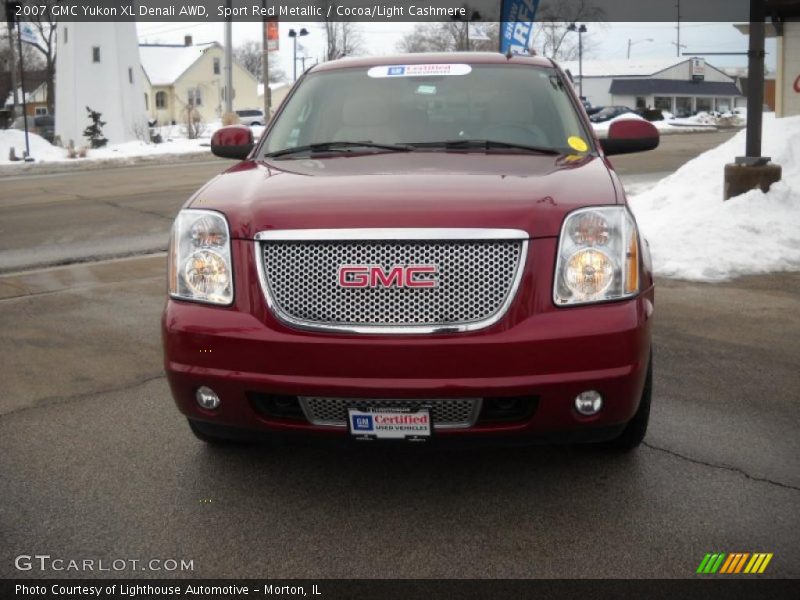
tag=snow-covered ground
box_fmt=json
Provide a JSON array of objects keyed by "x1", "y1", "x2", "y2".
[
  {"x1": 629, "y1": 113, "x2": 800, "y2": 281},
  {"x1": 0, "y1": 120, "x2": 265, "y2": 166}
]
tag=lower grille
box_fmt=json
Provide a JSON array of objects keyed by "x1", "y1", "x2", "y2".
[{"x1": 299, "y1": 397, "x2": 481, "y2": 429}]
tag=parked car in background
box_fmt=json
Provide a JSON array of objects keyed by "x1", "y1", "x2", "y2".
[
  {"x1": 589, "y1": 106, "x2": 635, "y2": 123},
  {"x1": 235, "y1": 109, "x2": 265, "y2": 127},
  {"x1": 11, "y1": 114, "x2": 55, "y2": 143}
]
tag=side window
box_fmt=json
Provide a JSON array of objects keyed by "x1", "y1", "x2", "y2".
[
  {"x1": 128, "y1": 68, "x2": 133, "y2": 84},
  {"x1": 188, "y1": 87, "x2": 202, "y2": 107},
  {"x1": 213, "y1": 57, "x2": 220, "y2": 75},
  {"x1": 63, "y1": 27, "x2": 67, "y2": 44},
  {"x1": 155, "y1": 91, "x2": 167, "y2": 109},
  {"x1": 92, "y1": 47, "x2": 100, "y2": 63}
]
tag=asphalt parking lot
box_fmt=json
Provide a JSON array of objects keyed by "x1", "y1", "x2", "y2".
[{"x1": 1, "y1": 132, "x2": 798, "y2": 579}]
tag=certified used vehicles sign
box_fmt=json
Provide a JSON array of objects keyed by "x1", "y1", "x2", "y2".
[{"x1": 348, "y1": 407, "x2": 432, "y2": 441}]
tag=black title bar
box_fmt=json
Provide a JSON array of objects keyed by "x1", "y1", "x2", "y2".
[{"x1": 3, "y1": 0, "x2": 757, "y2": 23}]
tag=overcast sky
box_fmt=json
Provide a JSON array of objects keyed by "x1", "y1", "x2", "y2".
[{"x1": 136, "y1": 21, "x2": 778, "y2": 83}]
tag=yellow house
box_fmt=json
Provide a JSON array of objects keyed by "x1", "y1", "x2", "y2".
[{"x1": 139, "y1": 38, "x2": 260, "y2": 125}]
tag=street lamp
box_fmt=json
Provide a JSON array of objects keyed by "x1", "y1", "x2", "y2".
[
  {"x1": 288, "y1": 28, "x2": 309, "y2": 81},
  {"x1": 627, "y1": 37, "x2": 654, "y2": 59},
  {"x1": 568, "y1": 23, "x2": 587, "y2": 99}
]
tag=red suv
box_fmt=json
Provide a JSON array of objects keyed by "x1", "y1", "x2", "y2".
[{"x1": 162, "y1": 53, "x2": 658, "y2": 450}]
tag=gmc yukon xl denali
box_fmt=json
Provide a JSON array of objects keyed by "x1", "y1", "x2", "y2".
[{"x1": 162, "y1": 53, "x2": 659, "y2": 450}]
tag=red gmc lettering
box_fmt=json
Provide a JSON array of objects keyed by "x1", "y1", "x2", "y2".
[{"x1": 338, "y1": 265, "x2": 438, "y2": 288}]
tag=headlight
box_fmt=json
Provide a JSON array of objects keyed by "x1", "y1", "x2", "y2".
[
  {"x1": 168, "y1": 209, "x2": 233, "y2": 305},
  {"x1": 554, "y1": 206, "x2": 640, "y2": 306}
]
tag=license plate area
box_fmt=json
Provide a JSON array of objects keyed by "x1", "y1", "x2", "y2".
[{"x1": 347, "y1": 406, "x2": 432, "y2": 442}]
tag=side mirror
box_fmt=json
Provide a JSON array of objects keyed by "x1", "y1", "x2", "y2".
[
  {"x1": 211, "y1": 125, "x2": 254, "y2": 160},
  {"x1": 599, "y1": 119, "x2": 659, "y2": 156}
]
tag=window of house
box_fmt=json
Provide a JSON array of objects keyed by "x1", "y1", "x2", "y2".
[
  {"x1": 128, "y1": 68, "x2": 133, "y2": 84},
  {"x1": 144, "y1": 94, "x2": 149, "y2": 110},
  {"x1": 696, "y1": 97, "x2": 713, "y2": 113},
  {"x1": 213, "y1": 58, "x2": 221, "y2": 75},
  {"x1": 63, "y1": 27, "x2": 67, "y2": 43},
  {"x1": 188, "y1": 87, "x2": 203, "y2": 107},
  {"x1": 635, "y1": 96, "x2": 646, "y2": 109},
  {"x1": 155, "y1": 91, "x2": 167, "y2": 109},
  {"x1": 654, "y1": 96, "x2": 672, "y2": 111},
  {"x1": 92, "y1": 47, "x2": 100, "y2": 63},
  {"x1": 35, "y1": 107, "x2": 48, "y2": 116},
  {"x1": 675, "y1": 96, "x2": 692, "y2": 117}
]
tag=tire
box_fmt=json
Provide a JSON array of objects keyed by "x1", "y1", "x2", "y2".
[
  {"x1": 604, "y1": 352, "x2": 652, "y2": 451},
  {"x1": 250, "y1": 122, "x2": 262, "y2": 127}
]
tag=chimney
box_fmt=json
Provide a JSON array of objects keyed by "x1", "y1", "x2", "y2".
[{"x1": 184, "y1": 35, "x2": 193, "y2": 47}]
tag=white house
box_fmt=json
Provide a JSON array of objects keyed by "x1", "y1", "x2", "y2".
[
  {"x1": 560, "y1": 57, "x2": 743, "y2": 115},
  {"x1": 139, "y1": 38, "x2": 260, "y2": 126},
  {"x1": 55, "y1": 22, "x2": 148, "y2": 146}
]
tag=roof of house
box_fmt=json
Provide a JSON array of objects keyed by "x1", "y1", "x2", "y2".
[
  {"x1": 257, "y1": 82, "x2": 292, "y2": 96},
  {"x1": 560, "y1": 57, "x2": 698, "y2": 78},
  {"x1": 138, "y1": 42, "x2": 218, "y2": 86},
  {"x1": 609, "y1": 78, "x2": 743, "y2": 97}
]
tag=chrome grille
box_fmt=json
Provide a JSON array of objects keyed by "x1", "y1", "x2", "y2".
[
  {"x1": 257, "y1": 229, "x2": 527, "y2": 333},
  {"x1": 299, "y1": 397, "x2": 481, "y2": 429}
]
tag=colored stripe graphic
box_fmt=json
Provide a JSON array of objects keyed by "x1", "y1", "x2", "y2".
[
  {"x1": 698, "y1": 552, "x2": 773, "y2": 574},
  {"x1": 697, "y1": 554, "x2": 712, "y2": 573},
  {"x1": 734, "y1": 553, "x2": 749, "y2": 573},
  {"x1": 719, "y1": 554, "x2": 736, "y2": 574}
]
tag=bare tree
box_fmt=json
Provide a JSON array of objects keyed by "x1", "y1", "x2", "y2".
[
  {"x1": 24, "y1": 0, "x2": 59, "y2": 114},
  {"x1": 321, "y1": 2, "x2": 363, "y2": 60},
  {"x1": 397, "y1": 22, "x2": 499, "y2": 54},
  {"x1": 323, "y1": 21, "x2": 363, "y2": 60},
  {"x1": 233, "y1": 40, "x2": 286, "y2": 83},
  {"x1": 1, "y1": 27, "x2": 45, "y2": 72},
  {"x1": 530, "y1": 0, "x2": 604, "y2": 60}
]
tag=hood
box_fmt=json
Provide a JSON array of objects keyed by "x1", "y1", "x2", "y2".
[{"x1": 189, "y1": 152, "x2": 620, "y2": 239}]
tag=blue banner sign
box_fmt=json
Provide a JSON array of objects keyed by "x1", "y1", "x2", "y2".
[{"x1": 499, "y1": 0, "x2": 539, "y2": 55}]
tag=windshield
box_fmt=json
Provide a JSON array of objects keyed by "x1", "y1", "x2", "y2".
[{"x1": 261, "y1": 63, "x2": 593, "y2": 157}]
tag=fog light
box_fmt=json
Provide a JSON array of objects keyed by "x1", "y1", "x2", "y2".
[
  {"x1": 196, "y1": 386, "x2": 220, "y2": 410},
  {"x1": 574, "y1": 390, "x2": 603, "y2": 415}
]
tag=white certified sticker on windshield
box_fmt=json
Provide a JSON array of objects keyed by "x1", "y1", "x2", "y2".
[{"x1": 367, "y1": 64, "x2": 472, "y2": 78}]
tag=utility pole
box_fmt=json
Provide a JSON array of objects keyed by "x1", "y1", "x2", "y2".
[
  {"x1": 261, "y1": 2, "x2": 270, "y2": 119},
  {"x1": 723, "y1": 0, "x2": 781, "y2": 200},
  {"x1": 568, "y1": 23, "x2": 587, "y2": 99},
  {"x1": 223, "y1": 0, "x2": 233, "y2": 114},
  {"x1": 4, "y1": 2, "x2": 19, "y2": 120},
  {"x1": 676, "y1": 0, "x2": 681, "y2": 57}
]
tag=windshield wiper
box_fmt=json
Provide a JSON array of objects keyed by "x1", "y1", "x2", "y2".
[
  {"x1": 264, "y1": 141, "x2": 415, "y2": 158},
  {"x1": 410, "y1": 139, "x2": 563, "y2": 155}
]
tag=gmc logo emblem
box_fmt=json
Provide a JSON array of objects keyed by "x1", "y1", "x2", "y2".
[{"x1": 338, "y1": 265, "x2": 438, "y2": 288}]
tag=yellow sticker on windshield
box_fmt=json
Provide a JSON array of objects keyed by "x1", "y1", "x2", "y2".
[{"x1": 568, "y1": 136, "x2": 588, "y2": 153}]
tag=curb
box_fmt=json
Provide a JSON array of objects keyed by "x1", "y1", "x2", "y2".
[{"x1": 0, "y1": 149, "x2": 222, "y2": 177}]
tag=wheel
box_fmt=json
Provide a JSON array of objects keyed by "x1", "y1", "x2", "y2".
[
  {"x1": 604, "y1": 352, "x2": 652, "y2": 451},
  {"x1": 187, "y1": 418, "x2": 240, "y2": 445},
  {"x1": 250, "y1": 121, "x2": 262, "y2": 127}
]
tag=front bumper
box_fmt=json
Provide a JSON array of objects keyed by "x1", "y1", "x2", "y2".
[{"x1": 162, "y1": 238, "x2": 653, "y2": 441}]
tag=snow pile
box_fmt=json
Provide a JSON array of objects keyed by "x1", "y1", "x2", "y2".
[
  {"x1": 629, "y1": 113, "x2": 800, "y2": 281},
  {"x1": 0, "y1": 129, "x2": 67, "y2": 162},
  {"x1": 1, "y1": 118, "x2": 265, "y2": 166}
]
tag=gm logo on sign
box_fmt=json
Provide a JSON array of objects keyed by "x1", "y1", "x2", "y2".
[
  {"x1": 352, "y1": 415, "x2": 374, "y2": 431},
  {"x1": 388, "y1": 66, "x2": 405, "y2": 76},
  {"x1": 697, "y1": 552, "x2": 773, "y2": 574}
]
